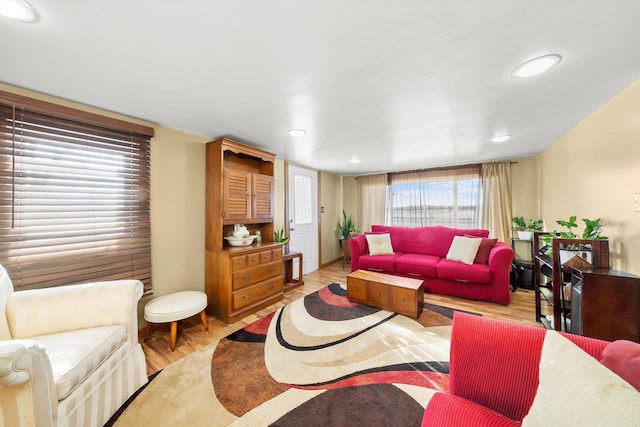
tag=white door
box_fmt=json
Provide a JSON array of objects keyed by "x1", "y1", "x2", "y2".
[{"x1": 287, "y1": 165, "x2": 319, "y2": 275}]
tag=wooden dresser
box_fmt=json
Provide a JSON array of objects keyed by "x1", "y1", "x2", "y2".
[{"x1": 205, "y1": 138, "x2": 284, "y2": 323}]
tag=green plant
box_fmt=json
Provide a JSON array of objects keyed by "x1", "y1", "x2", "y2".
[
  {"x1": 542, "y1": 216, "x2": 607, "y2": 248},
  {"x1": 582, "y1": 218, "x2": 607, "y2": 240},
  {"x1": 337, "y1": 210, "x2": 357, "y2": 241},
  {"x1": 512, "y1": 216, "x2": 543, "y2": 232},
  {"x1": 274, "y1": 227, "x2": 289, "y2": 243}
]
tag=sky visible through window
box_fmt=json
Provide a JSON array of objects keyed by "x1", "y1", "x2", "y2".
[{"x1": 390, "y1": 179, "x2": 481, "y2": 227}]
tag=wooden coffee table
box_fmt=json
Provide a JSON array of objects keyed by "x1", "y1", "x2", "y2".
[{"x1": 346, "y1": 270, "x2": 424, "y2": 318}]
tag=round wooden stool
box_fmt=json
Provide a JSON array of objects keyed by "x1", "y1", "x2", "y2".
[{"x1": 143, "y1": 291, "x2": 208, "y2": 351}]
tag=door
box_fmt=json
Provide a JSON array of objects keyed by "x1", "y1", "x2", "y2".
[{"x1": 287, "y1": 165, "x2": 319, "y2": 275}]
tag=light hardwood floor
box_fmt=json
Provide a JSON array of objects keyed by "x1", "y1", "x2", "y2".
[{"x1": 140, "y1": 262, "x2": 543, "y2": 375}]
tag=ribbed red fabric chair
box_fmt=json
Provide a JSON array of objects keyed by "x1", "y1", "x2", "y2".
[{"x1": 422, "y1": 313, "x2": 609, "y2": 426}]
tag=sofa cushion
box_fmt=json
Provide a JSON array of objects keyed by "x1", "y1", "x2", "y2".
[
  {"x1": 395, "y1": 253, "x2": 441, "y2": 277},
  {"x1": 371, "y1": 225, "x2": 488, "y2": 258},
  {"x1": 472, "y1": 238, "x2": 498, "y2": 265},
  {"x1": 521, "y1": 331, "x2": 640, "y2": 427},
  {"x1": 600, "y1": 340, "x2": 640, "y2": 392},
  {"x1": 32, "y1": 325, "x2": 127, "y2": 400},
  {"x1": 358, "y1": 253, "x2": 403, "y2": 272},
  {"x1": 365, "y1": 233, "x2": 394, "y2": 255},
  {"x1": 446, "y1": 236, "x2": 482, "y2": 265},
  {"x1": 437, "y1": 259, "x2": 491, "y2": 284}
]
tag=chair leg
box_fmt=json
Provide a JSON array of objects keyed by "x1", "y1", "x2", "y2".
[
  {"x1": 144, "y1": 322, "x2": 154, "y2": 342},
  {"x1": 170, "y1": 321, "x2": 177, "y2": 351},
  {"x1": 199, "y1": 310, "x2": 209, "y2": 332}
]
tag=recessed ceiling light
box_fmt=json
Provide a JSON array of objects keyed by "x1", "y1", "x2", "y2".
[
  {"x1": 491, "y1": 134, "x2": 513, "y2": 143},
  {"x1": 511, "y1": 54, "x2": 561, "y2": 78},
  {"x1": 287, "y1": 129, "x2": 306, "y2": 137},
  {"x1": 350, "y1": 158, "x2": 361, "y2": 164},
  {"x1": 0, "y1": 0, "x2": 37, "y2": 22}
]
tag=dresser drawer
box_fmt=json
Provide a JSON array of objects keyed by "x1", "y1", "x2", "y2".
[
  {"x1": 391, "y1": 286, "x2": 423, "y2": 318},
  {"x1": 232, "y1": 277, "x2": 283, "y2": 310},
  {"x1": 271, "y1": 248, "x2": 282, "y2": 261},
  {"x1": 347, "y1": 277, "x2": 367, "y2": 302},
  {"x1": 231, "y1": 255, "x2": 247, "y2": 271},
  {"x1": 368, "y1": 281, "x2": 390, "y2": 307},
  {"x1": 232, "y1": 261, "x2": 282, "y2": 290}
]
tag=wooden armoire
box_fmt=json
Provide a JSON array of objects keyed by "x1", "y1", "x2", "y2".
[{"x1": 205, "y1": 137, "x2": 284, "y2": 323}]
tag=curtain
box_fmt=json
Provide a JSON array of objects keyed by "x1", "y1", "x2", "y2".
[
  {"x1": 481, "y1": 161, "x2": 512, "y2": 241},
  {"x1": 387, "y1": 165, "x2": 482, "y2": 228},
  {"x1": 357, "y1": 174, "x2": 388, "y2": 233},
  {"x1": 0, "y1": 91, "x2": 153, "y2": 292}
]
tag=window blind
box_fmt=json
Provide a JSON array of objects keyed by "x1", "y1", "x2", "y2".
[{"x1": 0, "y1": 91, "x2": 154, "y2": 292}]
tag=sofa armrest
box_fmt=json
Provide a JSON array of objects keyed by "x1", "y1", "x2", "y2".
[
  {"x1": 422, "y1": 392, "x2": 521, "y2": 427},
  {"x1": 449, "y1": 312, "x2": 546, "y2": 421},
  {"x1": 0, "y1": 340, "x2": 57, "y2": 426},
  {"x1": 487, "y1": 242, "x2": 514, "y2": 278},
  {"x1": 349, "y1": 235, "x2": 369, "y2": 272},
  {"x1": 6, "y1": 280, "x2": 143, "y2": 344}
]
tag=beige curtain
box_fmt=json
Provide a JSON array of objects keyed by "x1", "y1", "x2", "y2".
[
  {"x1": 357, "y1": 174, "x2": 388, "y2": 233},
  {"x1": 481, "y1": 161, "x2": 512, "y2": 241}
]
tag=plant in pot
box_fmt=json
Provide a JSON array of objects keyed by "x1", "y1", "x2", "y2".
[
  {"x1": 337, "y1": 211, "x2": 357, "y2": 262},
  {"x1": 512, "y1": 216, "x2": 543, "y2": 240},
  {"x1": 274, "y1": 227, "x2": 289, "y2": 252},
  {"x1": 542, "y1": 216, "x2": 607, "y2": 263}
]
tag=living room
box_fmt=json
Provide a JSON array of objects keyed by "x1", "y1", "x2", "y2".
[{"x1": 2, "y1": 1, "x2": 640, "y2": 426}]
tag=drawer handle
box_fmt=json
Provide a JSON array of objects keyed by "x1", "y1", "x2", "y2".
[
  {"x1": 243, "y1": 294, "x2": 250, "y2": 300},
  {"x1": 354, "y1": 287, "x2": 359, "y2": 291},
  {"x1": 269, "y1": 284, "x2": 274, "y2": 289},
  {"x1": 243, "y1": 274, "x2": 251, "y2": 281},
  {"x1": 401, "y1": 297, "x2": 406, "y2": 302},
  {"x1": 268, "y1": 267, "x2": 275, "y2": 273},
  {"x1": 376, "y1": 291, "x2": 381, "y2": 297}
]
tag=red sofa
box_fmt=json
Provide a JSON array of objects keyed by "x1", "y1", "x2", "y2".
[
  {"x1": 349, "y1": 225, "x2": 514, "y2": 304},
  {"x1": 423, "y1": 313, "x2": 611, "y2": 426}
]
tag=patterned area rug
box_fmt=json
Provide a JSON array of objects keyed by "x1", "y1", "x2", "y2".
[{"x1": 113, "y1": 283, "x2": 477, "y2": 427}]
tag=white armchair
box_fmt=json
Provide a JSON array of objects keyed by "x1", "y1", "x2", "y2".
[{"x1": 0, "y1": 265, "x2": 148, "y2": 427}]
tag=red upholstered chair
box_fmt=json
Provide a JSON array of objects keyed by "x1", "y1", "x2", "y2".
[{"x1": 422, "y1": 313, "x2": 610, "y2": 426}]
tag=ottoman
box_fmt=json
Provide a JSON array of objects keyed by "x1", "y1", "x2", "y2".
[{"x1": 144, "y1": 291, "x2": 208, "y2": 351}]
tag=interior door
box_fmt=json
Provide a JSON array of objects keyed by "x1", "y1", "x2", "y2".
[{"x1": 287, "y1": 165, "x2": 319, "y2": 275}]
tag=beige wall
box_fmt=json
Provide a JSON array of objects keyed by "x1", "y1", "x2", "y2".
[
  {"x1": 539, "y1": 78, "x2": 640, "y2": 275},
  {"x1": 511, "y1": 156, "x2": 539, "y2": 221},
  {"x1": 320, "y1": 171, "x2": 342, "y2": 264}
]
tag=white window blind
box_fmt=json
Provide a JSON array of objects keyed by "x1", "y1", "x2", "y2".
[{"x1": 0, "y1": 91, "x2": 153, "y2": 292}]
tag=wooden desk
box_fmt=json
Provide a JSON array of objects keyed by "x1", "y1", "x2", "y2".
[{"x1": 283, "y1": 250, "x2": 304, "y2": 291}]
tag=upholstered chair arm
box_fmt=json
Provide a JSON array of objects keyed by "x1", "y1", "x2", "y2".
[
  {"x1": 0, "y1": 340, "x2": 57, "y2": 427},
  {"x1": 349, "y1": 235, "x2": 369, "y2": 272},
  {"x1": 6, "y1": 280, "x2": 143, "y2": 345}
]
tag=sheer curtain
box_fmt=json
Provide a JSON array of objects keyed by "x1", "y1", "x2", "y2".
[
  {"x1": 481, "y1": 161, "x2": 512, "y2": 241},
  {"x1": 387, "y1": 165, "x2": 482, "y2": 228},
  {"x1": 357, "y1": 174, "x2": 388, "y2": 233}
]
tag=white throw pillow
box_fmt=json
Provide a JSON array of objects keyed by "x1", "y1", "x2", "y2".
[
  {"x1": 445, "y1": 236, "x2": 482, "y2": 265},
  {"x1": 365, "y1": 233, "x2": 394, "y2": 256},
  {"x1": 521, "y1": 331, "x2": 640, "y2": 427}
]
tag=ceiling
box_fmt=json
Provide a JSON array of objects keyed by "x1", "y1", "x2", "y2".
[{"x1": 1, "y1": 1, "x2": 640, "y2": 176}]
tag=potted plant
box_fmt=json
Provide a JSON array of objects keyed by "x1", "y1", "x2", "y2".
[
  {"x1": 274, "y1": 227, "x2": 289, "y2": 252},
  {"x1": 337, "y1": 210, "x2": 357, "y2": 244},
  {"x1": 543, "y1": 216, "x2": 608, "y2": 263},
  {"x1": 512, "y1": 216, "x2": 543, "y2": 240},
  {"x1": 337, "y1": 211, "x2": 357, "y2": 264}
]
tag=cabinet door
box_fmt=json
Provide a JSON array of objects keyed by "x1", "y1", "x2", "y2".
[
  {"x1": 252, "y1": 174, "x2": 274, "y2": 220},
  {"x1": 223, "y1": 169, "x2": 251, "y2": 220}
]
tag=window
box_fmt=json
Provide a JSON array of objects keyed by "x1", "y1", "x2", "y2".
[
  {"x1": 0, "y1": 91, "x2": 154, "y2": 292},
  {"x1": 387, "y1": 165, "x2": 482, "y2": 228}
]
